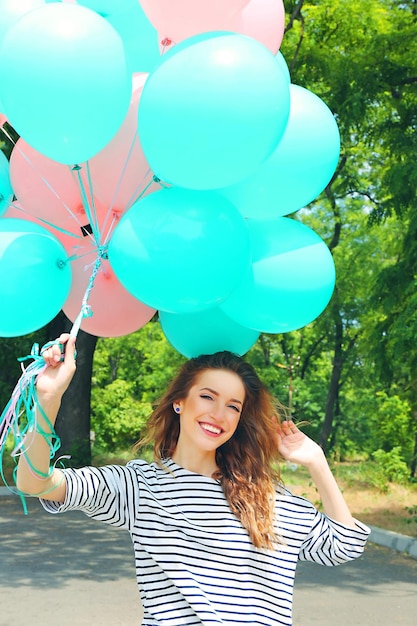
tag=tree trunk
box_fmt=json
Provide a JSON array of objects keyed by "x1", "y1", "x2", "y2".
[
  {"x1": 319, "y1": 303, "x2": 343, "y2": 451},
  {"x1": 47, "y1": 312, "x2": 97, "y2": 467},
  {"x1": 411, "y1": 411, "x2": 417, "y2": 478}
]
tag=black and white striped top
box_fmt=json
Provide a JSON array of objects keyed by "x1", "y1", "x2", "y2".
[{"x1": 42, "y1": 459, "x2": 369, "y2": 625}]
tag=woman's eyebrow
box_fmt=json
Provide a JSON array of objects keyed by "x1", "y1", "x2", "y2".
[{"x1": 199, "y1": 387, "x2": 243, "y2": 405}]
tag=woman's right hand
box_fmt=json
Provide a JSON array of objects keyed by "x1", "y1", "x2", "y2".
[{"x1": 36, "y1": 333, "x2": 77, "y2": 401}]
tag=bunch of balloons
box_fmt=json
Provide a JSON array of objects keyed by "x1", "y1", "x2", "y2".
[{"x1": 0, "y1": 0, "x2": 340, "y2": 357}]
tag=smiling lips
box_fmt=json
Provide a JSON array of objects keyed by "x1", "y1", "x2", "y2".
[{"x1": 199, "y1": 422, "x2": 223, "y2": 436}]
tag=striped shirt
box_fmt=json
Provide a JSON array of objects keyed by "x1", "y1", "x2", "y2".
[{"x1": 42, "y1": 459, "x2": 370, "y2": 625}]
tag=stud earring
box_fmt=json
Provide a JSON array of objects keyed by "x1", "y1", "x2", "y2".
[{"x1": 174, "y1": 406, "x2": 180, "y2": 414}]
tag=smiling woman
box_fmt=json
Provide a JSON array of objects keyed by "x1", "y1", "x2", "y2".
[
  {"x1": 171, "y1": 369, "x2": 245, "y2": 473},
  {"x1": 16, "y1": 336, "x2": 370, "y2": 626}
]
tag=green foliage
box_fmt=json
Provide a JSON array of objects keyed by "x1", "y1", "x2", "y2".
[
  {"x1": 333, "y1": 452, "x2": 410, "y2": 494},
  {"x1": 372, "y1": 447, "x2": 410, "y2": 485},
  {"x1": 340, "y1": 387, "x2": 414, "y2": 461},
  {"x1": 91, "y1": 378, "x2": 152, "y2": 450},
  {"x1": 0, "y1": 331, "x2": 49, "y2": 409},
  {"x1": 342, "y1": 460, "x2": 390, "y2": 492},
  {"x1": 373, "y1": 393, "x2": 414, "y2": 459},
  {"x1": 405, "y1": 505, "x2": 417, "y2": 527},
  {"x1": 91, "y1": 320, "x2": 184, "y2": 452}
]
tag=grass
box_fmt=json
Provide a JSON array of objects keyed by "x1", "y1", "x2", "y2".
[{"x1": 3, "y1": 448, "x2": 417, "y2": 537}]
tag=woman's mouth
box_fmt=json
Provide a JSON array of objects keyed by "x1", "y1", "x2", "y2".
[{"x1": 199, "y1": 422, "x2": 223, "y2": 436}]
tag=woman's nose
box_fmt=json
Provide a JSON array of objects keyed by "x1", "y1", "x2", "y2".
[{"x1": 210, "y1": 402, "x2": 226, "y2": 421}]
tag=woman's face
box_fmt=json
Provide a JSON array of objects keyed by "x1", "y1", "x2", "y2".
[{"x1": 174, "y1": 369, "x2": 245, "y2": 454}]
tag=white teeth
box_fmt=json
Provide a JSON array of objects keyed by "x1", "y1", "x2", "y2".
[{"x1": 200, "y1": 423, "x2": 222, "y2": 435}]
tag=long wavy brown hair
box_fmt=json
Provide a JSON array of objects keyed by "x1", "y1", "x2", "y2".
[{"x1": 137, "y1": 351, "x2": 286, "y2": 550}]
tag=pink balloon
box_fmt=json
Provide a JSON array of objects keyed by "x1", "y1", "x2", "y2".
[
  {"x1": 9, "y1": 134, "x2": 150, "y2": 251},
  {"x1": 226, "y1": 0, "x2": 285, "y2": 54},
  {"x1": 88, "y1": 72, "x2": 160, "y2": 212},
  {"x1": 63, "y1": 244, "x2": 156, "y2": 337},
  {"x1": 158, "y1": 0, "x2": 285, "y2": 54},
  {"x1": 9, "y1": 138, "x2": 90, "y2": 239},
  {"x1": 140, "y1": 0, "x2": 250, "y2": 43}
]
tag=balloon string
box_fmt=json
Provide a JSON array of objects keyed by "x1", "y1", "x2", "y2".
[
  {"x1": 108, "y1": 132, "x2": 137, "y2": 214},
  {"x1": 72, "y1": 164, "x2": 101, "y2": 243},
  {"x1": 122, "y1": 172, "x2": 165, "y2": 223},
  {"x1": 8, "y1": 200, "x2": 84, "y2": 242},
  {"x1": 0, "y1": 345, "x2": 61, "y2": 513},
  {"x1": 69, "y1": 248, "x2": 104, "y2": 337},
  {"x1": 100, "y1": 171, "x2": 161, "y2": 249},
  {"x1": 99, "y1": 132, "x2": 138, "y2": 241},
  {"x1": 10, "y1": 142, "x2": 91, "y2": 238},
  {"x1": 126, "y1": 169, "x2": 154, "y2": 208}
]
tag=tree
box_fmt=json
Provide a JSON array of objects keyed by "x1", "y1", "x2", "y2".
[{"x1": 281, "y1": 0, "x2": 417, "y2": 459}]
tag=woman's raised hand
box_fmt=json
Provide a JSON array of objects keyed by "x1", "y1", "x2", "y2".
[
  {"x1": 276, "y1": 420, "x2": 325, "y2": 469},
  {"x1": 36, "y1": 333, "x2": 77, "y2": 400}
]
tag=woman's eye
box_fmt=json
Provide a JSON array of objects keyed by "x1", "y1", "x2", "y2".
[
  {"x1": 200, "y1": 394, "x2": 213, "y2": 400},
  {"x1": 229, "y1": 405, "x2": 241, "y2": 413}
]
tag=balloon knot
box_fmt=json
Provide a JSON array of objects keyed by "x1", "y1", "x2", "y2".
[
  {"x1": 153, "y1": 175, "x2": 161, "y2": 183},
  {"x1": 99, "y1": 245, "x2": 109, "y2": 261},
  {"x1": 72, "y1": 164, "x2": 82, "y2": 171},
  {"x1": 83, "y1": 305, "x2": 93, "y2": 319},
  {"x1": 161, "y1": 38, "x2": 172, "y2": 47}
]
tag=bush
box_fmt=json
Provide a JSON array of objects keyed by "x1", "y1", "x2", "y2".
[
  {"x1": 333, "y1": 450, "x2": 410, "y2": 493},
  {"x1": 91, "y1": 379, "x2": 152, "y2": 451},
  {"x1": 372, "y1": 447, "x2": 410, "y2": 485}
]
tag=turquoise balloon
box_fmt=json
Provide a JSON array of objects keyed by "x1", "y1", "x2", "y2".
[
  {"x1": 0, "y1": 218, "x2": 72, "y2": 337},
  {"x1": 220, "y1": 217, "x2": 336, "y2": 333},
  {"x1": 159, "y1": 307, "x2": 260, "y2": 358},
  {"x1": 0, "y1": 4, "x2": 131, "y2": 164},
  {"x1": 77, "y1": 0, "x2": 160, "y2": 73},
  {"x1": 276, "y1": 51, "x2": 291, "y2": 84},
  {"x1": 0, "y1": 151, "x2": 13, "y2": 216},
  {"x1": 108, "y1": 187, "x2": 251, "y2": 313},
  {"x1": 0, "y1": 0, "x2": 45, "y2": 44},
  {"x1": 75, "y1": 0, "x2": 135, "y2": 12},
  {"x1": 220, "y1": 85, "x2": 340, "y2": 218},
  {"x1": 138, "y1": 33, "x2": 290, "y2": 190},
  {"x1": 105, "y1": 3, "x2": 161, "y2": 73}
]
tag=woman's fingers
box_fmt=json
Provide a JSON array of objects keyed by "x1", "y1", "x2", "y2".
[
  {"x1": 281, "y1": 420, "x2": 297, "y2": 433},
  {"x1": 41, "y1": 334, "x2": 74, "y2": 367},
  {"x1": 64, "y1": 336, "x2": 77, "y2": 366}
]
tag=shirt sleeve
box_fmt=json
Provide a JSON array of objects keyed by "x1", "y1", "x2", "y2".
[
  {"x1": 40, "y1": 464, "x2": 140, "y2": 532},
  {"x1": 298, "y1": 508, "x2": 371, "y2": 566}
]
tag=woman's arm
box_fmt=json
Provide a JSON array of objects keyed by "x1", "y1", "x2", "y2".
[
  {"x1": 276, "y1": 420, "x2": 357, "y2": 528},
  {"x1": 16, "y1": 334, "x2": 77, "y2": 502}
]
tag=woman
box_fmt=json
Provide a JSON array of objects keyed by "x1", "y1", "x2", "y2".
[{"x1": 17, "y1": 334, "x2": 369, "y2": 626}]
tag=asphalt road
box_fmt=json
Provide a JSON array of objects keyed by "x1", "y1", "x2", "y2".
[{"x1": 1, "y1": 496, "x2": 416, "y2": 626}]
